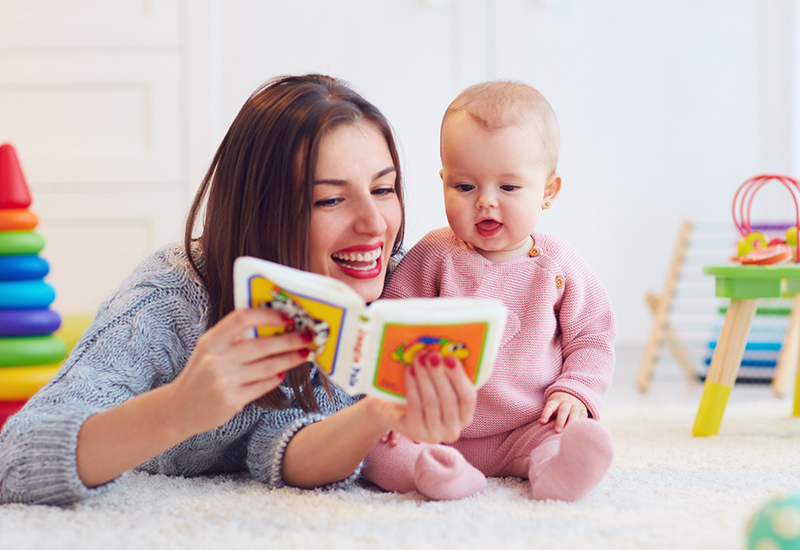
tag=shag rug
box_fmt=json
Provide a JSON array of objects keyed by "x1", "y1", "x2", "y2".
[{"x1": 2, "y1": 400, "x2": 800, "y2": 550}]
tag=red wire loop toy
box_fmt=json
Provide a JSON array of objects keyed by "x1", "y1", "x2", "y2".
[{"x1": 732, "y1": 174, "x2": 800, "y2": 264}]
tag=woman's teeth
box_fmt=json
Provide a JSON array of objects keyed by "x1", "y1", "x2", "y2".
[{"x1": 332, "y1": 248, "x2": 381, "y2": 270}]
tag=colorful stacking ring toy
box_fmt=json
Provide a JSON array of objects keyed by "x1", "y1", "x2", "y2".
[
  {"x1": 0, "y1": 280, "x2": 55, "y2": 309},
  {"x1": 0, "y1": 254, "x2": 49, "y2": 280},
  {"x1": 0, "y1": 231, "x2": 45, "y2": 255},
  {"x1": 0, "y1": 335, "x2": 66, "y2": 366},
  {"x1": 0, "y1": 209, "x2": 38, "y2": 231},
  {"x1": 0, "y1": 309, "x2": 61, "y2": 336},
  {"x1": 0, "y1": 364, "x2": 61, "y2": 400}
]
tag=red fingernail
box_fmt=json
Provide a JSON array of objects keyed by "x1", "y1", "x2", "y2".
[
  {"x1": 444, "y1": 356, "x2": 457, "y2": 369},
  {"x1": 409, "y1": 366, "x2": 416, "y2": 377},
  {"x1": 299, "y1": 349, "x2": 310, "y2": 359},
  {"x1": 300, "y1": 331, "x2": 312, "y2": 343},
  {"x1": 428, "y1": 354, "x2": 440, "y2": 367},
  {"x1": 278, "y1": 372, "x2": 285, "y2": 379}
]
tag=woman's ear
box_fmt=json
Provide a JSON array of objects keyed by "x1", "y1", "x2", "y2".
[{"x1": 542, "y1": 173, "x2": 562, "y2": 209}]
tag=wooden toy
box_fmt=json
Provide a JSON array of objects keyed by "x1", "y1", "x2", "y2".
[
  {"x1": 637, "y1": 219, "x2": 698, "y2": 391},
  {"x1": 694, "y1": 174, "x2": 800, "y2": 436}
]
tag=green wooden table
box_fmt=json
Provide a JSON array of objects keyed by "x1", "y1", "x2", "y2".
[{"x1": 694, "y1": 265, "x2": 800, "y2": 436}]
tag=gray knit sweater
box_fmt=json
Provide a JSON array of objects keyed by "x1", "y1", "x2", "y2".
[{"x1": 0, "y1": 244, "x2": 361, "y2": 505}]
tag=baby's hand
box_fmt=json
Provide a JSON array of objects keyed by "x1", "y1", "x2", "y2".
[
  {"x1": 379, "y1": 430, "x2": 401, "y2": 446},
  {"x1": 538, "y1": 392, "x2": 587, "y2": 433}
]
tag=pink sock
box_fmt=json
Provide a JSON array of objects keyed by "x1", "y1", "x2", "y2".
[
  {"x1": 413, "y1": 445, "x2": 487, "y2": 500},
  {"x1": 529, "y1": 419, "x2": 614, "y2": 501}
]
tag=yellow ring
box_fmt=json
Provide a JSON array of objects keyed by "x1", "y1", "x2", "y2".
[{"x1": 0, "y1": 364, "x2": 61, "y2": 400}]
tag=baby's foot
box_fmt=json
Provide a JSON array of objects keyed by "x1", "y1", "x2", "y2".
[
  {"x1": 414, "y1": 445, "x2": 487, "y2": 500},
  {"x1": 530, "y1": 419, "x2": 614, "y2": 501}
]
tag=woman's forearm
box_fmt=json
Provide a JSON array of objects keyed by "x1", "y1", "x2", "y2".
[
  {"x1": 75, "y1": 384, "x2": 192, "y2": 488},
  {"x1": 281, "y1": 398, "x2": 387, "y2": 488}
]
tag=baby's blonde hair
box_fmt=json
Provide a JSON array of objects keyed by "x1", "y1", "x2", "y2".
[{"x1": 441, "y1": 80, "x2": 560, "y2": 173}]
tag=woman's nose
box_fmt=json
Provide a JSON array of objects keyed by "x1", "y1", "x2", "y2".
[{"x1": 355, "y1": 198, "x2": 388, "y2": 235}]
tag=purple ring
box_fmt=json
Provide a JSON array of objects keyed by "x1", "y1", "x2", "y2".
[{"x1": 0, "y1": 309, "x2": 61, "y2": 336}]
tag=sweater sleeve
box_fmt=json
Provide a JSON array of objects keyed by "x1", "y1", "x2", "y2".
[
  {"x1": 0, "y1": 287, "x2": 189, "y2": 505},
  {"x1": 543, "y1": 242, "x2": 617, "y2": 420},
  {"x1": 245, "y1": 374, "x2": 362, "y2": 489},
  {"x1": 381, "y1": 229, "x2": 448, "y2": 299}
]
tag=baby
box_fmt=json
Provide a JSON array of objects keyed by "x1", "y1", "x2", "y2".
[{"x1": 362, "y1": 81, "x2": 617, "y2": 501}]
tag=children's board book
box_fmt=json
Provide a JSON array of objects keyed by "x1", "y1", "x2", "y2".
[{"x1": 233, "y1": 256, "x2": 507, "y2": 403}]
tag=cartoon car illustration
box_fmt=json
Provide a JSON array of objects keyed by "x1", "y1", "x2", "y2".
[{"x1": 391, "y1": 336, "x2": 470, "y2": 365}]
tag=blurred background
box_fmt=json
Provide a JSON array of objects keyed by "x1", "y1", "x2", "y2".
[{"x1": 0, "y1": 0, "x2": 797, "y2": 348}]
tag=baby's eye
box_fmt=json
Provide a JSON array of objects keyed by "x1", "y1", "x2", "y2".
[
  {"x1": 455, "y1": 184, "x2": 475, "y2": 192},
  {"x1": 500, "y1": 184, "x2": 519, "y2": 192}
]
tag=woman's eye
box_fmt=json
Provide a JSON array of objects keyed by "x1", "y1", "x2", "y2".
[
  {"x1": 372, "y1": 186, "x2": 396, "y2": 196},
  {"x1": 314, "y1": 197, "x2": 342, "y2": 208},
  {"x1": 455, "y1": 184, "x2": 475, "y2": 192}
]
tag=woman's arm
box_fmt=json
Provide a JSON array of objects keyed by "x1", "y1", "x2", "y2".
[
  {"x1": 281, "y1": 351, "x2": 476, "y2": 488},
  {"x1": 76, "y1": 308, "x2": 310, "y2": 488}
]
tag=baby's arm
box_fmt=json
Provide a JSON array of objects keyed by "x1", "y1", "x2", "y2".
[{"x1": 544, "y1": 243, "x2": 617, "y2": 421}]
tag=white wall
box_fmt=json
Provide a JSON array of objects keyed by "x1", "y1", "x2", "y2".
[
  {"x1": 198, "y1": 0, "x2": 783, "y2": 344},
  {"x1": 1, "y1": 0, "x2": 795, "y2": 346}
]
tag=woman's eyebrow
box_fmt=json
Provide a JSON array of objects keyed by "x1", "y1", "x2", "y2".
[{"x1": 314, "y1": 166, "x2": 396, "y2": 186}]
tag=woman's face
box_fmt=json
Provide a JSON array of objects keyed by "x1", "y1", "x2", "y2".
[{"x1": 309, "y1": 121, "x2": 402, "y2": 302}]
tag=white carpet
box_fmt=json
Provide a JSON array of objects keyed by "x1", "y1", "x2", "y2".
[{"x1": 2, "y1": 400, "x2": 800, "y2": 550}]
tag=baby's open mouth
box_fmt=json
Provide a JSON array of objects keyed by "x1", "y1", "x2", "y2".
[
  {"x1": 331, "y1": 248, "x2": 381, "y2": 271},
  {"x1": 477, "y1": 219, "x2": 501, "y2": 231}
]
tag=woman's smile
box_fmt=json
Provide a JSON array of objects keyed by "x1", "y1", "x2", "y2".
[{"x1": 331, "y1": 243, "x2": 383, "y2": 278}]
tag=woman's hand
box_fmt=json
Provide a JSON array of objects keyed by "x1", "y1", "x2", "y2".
[
  {"x1": 167, "y1": 307, "x2": 312, "y2": 437},
  {"x1": 78, "y1": 307, "x2": 312, "y2": 488},
  {"x1": 364, "y1": 350, "x2": 477, "y2": 444},
  {"x1": 281, "y1": 349, "x2": 476, "y2": 488}
]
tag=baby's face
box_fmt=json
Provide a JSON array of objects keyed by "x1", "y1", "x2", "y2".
[{"x1": 441, "y1": 114, "x2": 559, "y2": 262}]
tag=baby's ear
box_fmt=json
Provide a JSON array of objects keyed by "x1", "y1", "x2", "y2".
[
  {"x1": 544, "y1": 173, "x2": 562, "y2": 205},
  {"x1": 439, "y1": 169, "x2": 444, "y2": 181}
]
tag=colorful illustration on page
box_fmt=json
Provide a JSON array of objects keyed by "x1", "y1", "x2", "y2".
[
  {"x1": 247, "y1": 275, "x2": 346, "y2": 376},
  {"x1": 373, "y1": 322, "x2": 489, "y2": 397}
]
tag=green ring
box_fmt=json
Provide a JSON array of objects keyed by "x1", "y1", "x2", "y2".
[
  {"x1": 0, "y1": 231, "x2": 45, "y2": 255},
  {"x1": 0, "y1": 336, "x2": 67, "y2": 367}
]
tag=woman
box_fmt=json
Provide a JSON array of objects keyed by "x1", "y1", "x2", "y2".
[{"x1": 0, "y1": 74, "x2": 476, "y2": 505}]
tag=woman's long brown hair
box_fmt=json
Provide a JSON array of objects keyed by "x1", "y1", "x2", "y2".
[{"x1": 184, "y1": 74, "x2": 405, "y2": 412}]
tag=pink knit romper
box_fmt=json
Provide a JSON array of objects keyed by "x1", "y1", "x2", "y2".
[{"x1": 363, "y1": 227, "x2": 617, "y2": 491}]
